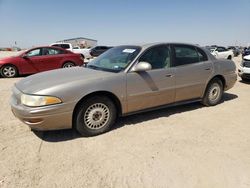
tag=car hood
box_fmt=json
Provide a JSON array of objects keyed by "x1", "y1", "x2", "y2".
[
  {"x1": 15, "y1": 67, "x2": 114, "y2": 94},
  {"x1": 0, "y1": 56, "x2": 19, "y2": 63}
]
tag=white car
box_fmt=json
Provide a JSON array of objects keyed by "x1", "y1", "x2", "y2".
[
  {"x1": 210, "y1": 46, "x2": 234, "y2": 60},
  {"x1": 51, "y1": 43, "x2": 92, "y2": 59},
  {"x1": 238, "y1": 55, "x2": 250, "y2": 81}
]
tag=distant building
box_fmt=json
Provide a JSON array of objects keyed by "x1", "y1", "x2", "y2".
[{"x1": 57, "y1": 37, "x2": 97, "y2": 48}]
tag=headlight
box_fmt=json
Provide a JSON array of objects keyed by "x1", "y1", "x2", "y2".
[{"x1": 21, "y1": 94, "x2": 62, "y2": 107}]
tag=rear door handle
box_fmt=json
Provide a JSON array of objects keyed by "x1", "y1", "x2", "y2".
[
  {"x1": 205, "y1": 68, "x2": 211, "y2": 71},
  {"x1": 165, "y1": 74, "x2": 173, "y2": 77}
]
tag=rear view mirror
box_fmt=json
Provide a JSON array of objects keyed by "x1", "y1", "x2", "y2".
[
  {"x1": 132, "y1": 61, "x2": 152, "y2": 72},
  {"x1": 22, "y1": 54, "x2": 28, "y2": 59}
]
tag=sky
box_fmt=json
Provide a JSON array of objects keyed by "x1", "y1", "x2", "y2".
[{"x1": 0, "y1": 0, "x2": 250, "y2": 48}]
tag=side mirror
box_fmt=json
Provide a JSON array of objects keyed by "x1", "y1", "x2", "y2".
[
  {"x1": 132, "y1": 61, "x2": 152, "y2": 72},
  {"x1": 22, "y1": 54, "x2": 28, "y2": 59}
]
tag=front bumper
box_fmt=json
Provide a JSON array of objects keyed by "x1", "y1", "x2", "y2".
[
  {"x1": 238, "y1": 66, "x2": 250, "y2": 79},
  {"x1": 10, "y1": 87, "x2": 75, "y2": 131}
]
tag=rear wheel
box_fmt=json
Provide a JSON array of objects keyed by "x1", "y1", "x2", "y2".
[
  {"x1": 0, "y1": 65, "x2": 18, "y2": 78},
  {"x1": 202, "y1": 78, "x2": 223, "y2": 106},
  {"x1": 75, "y1": 96, "x2": 117, "y2": 136},
  {"x1": 62, "y1": 62, "x2": 75, "y2": 68}
]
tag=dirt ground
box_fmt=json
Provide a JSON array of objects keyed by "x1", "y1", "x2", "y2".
[{"x1": 0, "y1": 54, "x2": 250, "y2": 188}]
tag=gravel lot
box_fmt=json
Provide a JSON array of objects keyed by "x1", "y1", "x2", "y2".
[{"x1": 0, "y1": 53, "x2": 250, "y2": 188}]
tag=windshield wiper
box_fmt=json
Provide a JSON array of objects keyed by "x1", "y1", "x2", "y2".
[
  {"x1": 87, "y1": 65, "x2": 102, "y2": 70},
  {"x1": 87, "y1": 64, "x2": 120, "y2": 73}
]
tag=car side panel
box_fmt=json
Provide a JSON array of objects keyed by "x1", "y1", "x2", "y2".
[
  {"x1": 37, "y1": 54, "x2": 64, "y2": 71},
  {"x1": 210, "y1": 59, "x2": 237, "y2": 91},
  {"x1": 174, "y1": 61, "x2": 213, "y2": 102},
  {"x1": 126, "y1": 68, "x2": 175, "y2": 113},
  {"x1": 69, "y1": 54, "x2": 84, "y2": 66},
  {"x1": 34, "y1": 73, "x2": 128, "y2": 115},
  {"x1": 7, "y1": 57, "x2": 34, "y2": 75},
  {"x1": 59, "y1": 54, "x2": 83, "y2": 67},
  {"x1": 20, "y1": 56, "x2": 43, "y2": 74}
]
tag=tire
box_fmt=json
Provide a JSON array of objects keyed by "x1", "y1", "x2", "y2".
[
  {"x1": 0, "y1": 65, "x2": 18, "y2": 78},
  {"x1": 75, "y1": 96, "x2": 117, "y2": 136},
  {"x1": 241, "y1": 77, "x2": 249, "y2": 82},
  {"x1": 227, "y1": 55, "x2": 232, "y2": 60},
  {"x1": 202, "y1": 78, "x2": 223, "y2": 106},
  {"x1": 62, "y1": 62, "x2": 75, "y2": 68}
]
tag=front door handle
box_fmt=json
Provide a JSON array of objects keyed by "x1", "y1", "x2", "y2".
[{"x1": 205, "y1": 68, "x2": 211, "y2": 71}]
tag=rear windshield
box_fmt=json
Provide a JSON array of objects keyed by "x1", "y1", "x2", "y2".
[{"x1": 52, "y1": 44, "x2": 70, "y2": 49}]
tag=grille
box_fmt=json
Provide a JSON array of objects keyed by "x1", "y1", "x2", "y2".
[{"x1": 244, "y1": 61, "x2": 250, "y2": 68}]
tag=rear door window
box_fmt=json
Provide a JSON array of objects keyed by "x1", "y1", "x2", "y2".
[
  {"x1": 42, "y1": 48, "x2": 64, "y2": 56},
  {"x1": 173, "y1": 45, "x2": 199, "y2": 66},
  {"x1": 216, "y1": 47, "x2": 227, "y2": 52},
  {"x1": 197, "y1": 48, "x2": 208, "y2": 62}
]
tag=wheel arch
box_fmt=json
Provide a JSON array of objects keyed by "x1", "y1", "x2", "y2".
[
  {"x1": 0, "y1": 63, "x2": 19, "y2": 74},
  {"x1": 62, "y1": 61, "x2": 76, "y2": 67},
  {"x1": 212, "y1": 75, "x2": 225, "y2": 89},
  {"x1": 72, "y1": 91, "x2": 122, "y2": 128},
  {"x1": 203, "y1": 75, "x2": 226, "y2": 97}
]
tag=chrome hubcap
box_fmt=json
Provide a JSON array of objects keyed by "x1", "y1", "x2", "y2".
[
  {"x1": 84, "y1": 103, "x2": 110, "y2": 130},
  {"x1": 209, "y1": 83, "x2": 221, "y2": 101},
  {"x1": 3, "y1": 66, "x2": 16, "y2": 77}
]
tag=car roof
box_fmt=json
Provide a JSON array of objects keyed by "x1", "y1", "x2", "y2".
[
  {"x1": 50, "y1": 43, "x2": 71, "y2": 45},
  {"x1": 120, "y1": 42, "x2": 201, "y2": 50},
  {"x1": 28, "y1": 46, "x2": 72, "y2": 52}
]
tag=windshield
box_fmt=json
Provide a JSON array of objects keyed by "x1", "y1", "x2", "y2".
[
  {"x1": 87, "y1": 46, "x2": 141, "y2": 72},
  {"x1": 205, "y1": 47, "x2": 216, "y2": 52}
]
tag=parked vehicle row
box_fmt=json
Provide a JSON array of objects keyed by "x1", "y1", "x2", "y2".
[
  {"x1": 89, "y1": 46, "x2": 113, "y2": 57},
  {"x1": 228, "y1": 46, "x2": 241, "y2": 57},
  {"x1": 10, "y1": 43, "x2": 237, "y2": 136},
  {"x1": 51, "y1": 43, "x2": 112, "y2": 59},
  {"x1": 0, "y1": 44, "x2": 115, "y2": 78},
  {"x1": 0, "y1": 46, "x2": 84, "y2": 78},
  {"x1": 207, "y1": 46, "x2": 234, "y2": 60},
  {"x1": 51, "y1": 43, "x2": 92, "y2": 59}
]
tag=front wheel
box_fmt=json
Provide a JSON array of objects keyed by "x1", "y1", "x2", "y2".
[
  {"x1": 75, "y1": 96, "x2": 117, "y2": 136},
  {"x1": 0, "y1": 65, "x2": 18, "y2": 78},
  {"x1": 202, "y1": 78, "x2": 223, "y2": 106}
]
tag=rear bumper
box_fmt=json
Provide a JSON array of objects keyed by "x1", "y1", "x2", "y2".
[
  {"x1": 224, "y1": 72, "x2": 237, "y2": 91},
  {"x1": 238, "y1": 66, "x2": 250, "y2": 79}
]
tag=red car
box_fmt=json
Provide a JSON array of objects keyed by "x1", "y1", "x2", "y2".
[{"x1": 0, "y1": 46, "x2": 84, "y2": 78}]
